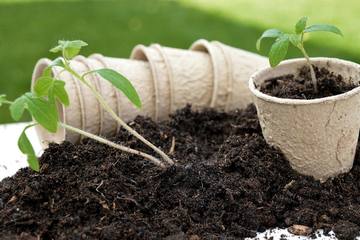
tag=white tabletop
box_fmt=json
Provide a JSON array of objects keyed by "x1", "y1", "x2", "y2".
[
  {"x1": 0, "y1": 122, "x2": 42, "y2": 180},
  {"x1": 0, "y1": 123, "x2": 352, "y2": 240}
]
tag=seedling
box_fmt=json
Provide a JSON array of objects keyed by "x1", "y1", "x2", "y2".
[
  {"x1": 256, "y1": 16, "x2": 343, "y2": 92},
  {"x1": 0, "y1": 40, "x2": 173, "y2": 171}
]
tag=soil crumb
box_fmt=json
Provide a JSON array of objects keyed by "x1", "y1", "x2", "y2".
[
  {"x1": 1, "y1": 105, "x2": 360, "y2": 240},
  {"x1": 260, "y1": 66, "x2": 357, "y2": 99}
]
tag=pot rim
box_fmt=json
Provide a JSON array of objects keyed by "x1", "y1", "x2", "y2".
[{"x1": 249, "y1": 57, "x2": 360, "y2": 105}]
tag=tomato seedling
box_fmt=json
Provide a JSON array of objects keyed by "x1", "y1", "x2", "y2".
[
  {"x1": 256, "y1": 16, "x2": 343, "y2": 92},
  {"x1": 0, "y1": 40, "x2": 173, "y2": 171}
]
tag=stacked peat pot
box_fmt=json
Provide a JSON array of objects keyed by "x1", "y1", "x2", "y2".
[{"x1": 32, "y1": 39, "x2": 268, "y2": 144}]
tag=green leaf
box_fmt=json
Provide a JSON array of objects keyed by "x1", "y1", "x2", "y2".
[
  {"x1": 42, "y1": 67, "x2": 52, "y2": 78},
  {"x1": 288, "y1": 34, "x2": 301, "y2": 48},
  {"x1": 34, "y1": 76, "x2": 69, "y2": 106},
  {"x1": 256, "y1": 29, "x2": 283, "y2": 51},
  {"x1": 34, "y1": 76, "x2": 54, "y2": 96},
  {"x1": 269, "y1": 36, "x2": 290, "y2": 67},
  {"x1": 51, "y1": 80, "x2": 69, "y2": 106},
  {"x1": 18, "y1": 125, "x2": 40, "y2": 172},
  {"x1": 94, "y1": 69, "x2": 142, "y2": 108},
  {"x1": 295, "y1": 16, "x2": 308, "y2": 34},
  {"x1": 64, "y1": 47, "x2": 81, "y2": 60},
  {"x1": 51, "y1": 57, "x2": 65, "y2": 68},
  {"x1": 63, "y1": 40, "x2": 88, "y2": 59},
  {"x1": 50, "y1": 40, "x2": 88, "y2": 59},
  {"x1": 49, "y1": 45, "x2": 62, "y2": 53},
  {"x1": 11, "y1": 94, "x2": 59, "y2": 129},
  {"x1": 0, "y1": 94, "x2": 7, "y2": 107},
  {"x1": 10, "y1": 95, "x2": 27, "y2": 120},
  {"x1": 24, "y1": 93, "x2": 59, "y2": 133},
  {"x1": 42, "y1": 57, "x2": 66, "y2": 77},
  {"x1": 18, "y1": 126, "x2": 35, "y2": 156},
  {"x1": 50, "y1": 40, "x2": 70, "y2": 53},
  {"x1": 27, "y1": 155, "x2": 40, "y2": 172},
  {"x1": 65, "y1": 40, "x2": 88, "y2": 49},
  {"x1": 304, "y1": 24, "x2": 343, "y2": 36}
]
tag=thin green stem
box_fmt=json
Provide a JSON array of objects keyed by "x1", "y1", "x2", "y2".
[
  {"x1": 81, "y1": 70, "x2": 98, "y2": 79},
  {"x1": 63, "y1": 62, "x2": 174, "y2": 166},
  {"x1": 24, "y1": 122, "x2": 38, "y2": 131},
  {"x1": 300, "y1": 32, "x2": 304, "y2": 43},
  {"x1": 60, "y1": 122, "x2": 165, "y2": 168},
  {"x1": 299, "y1": 46, "x2": 318, "y2": 93}
]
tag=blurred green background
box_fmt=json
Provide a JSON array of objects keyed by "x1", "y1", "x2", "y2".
[{"x1": 0, "y1": 0, "x2": 359, "y2": 123}]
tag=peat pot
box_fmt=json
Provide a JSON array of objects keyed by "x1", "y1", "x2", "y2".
[{"x1": 249, "y1": 58, "x2": 360, "y2": 181}]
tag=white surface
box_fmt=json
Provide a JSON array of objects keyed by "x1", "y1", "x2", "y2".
[
  {"x1": 247, "y1": 228, "x2": 337, "y2": 240},
  {"x1": 0, "y1": 123, "x2": 357, "y2": 240},
  {"x1": 0, "y1": 122, "x2": 42, "y2": 180}
]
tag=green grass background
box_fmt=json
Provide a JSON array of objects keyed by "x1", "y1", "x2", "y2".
[{"x1": 0, "y1": 0, "x2": 359, "y2": 123}]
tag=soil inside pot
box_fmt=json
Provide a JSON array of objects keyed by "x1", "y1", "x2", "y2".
[
  {"x1": 260, "y1": 66, "x2": 357, "y2": 99},
  {"x1": 1, "y1": 105, "x2": 360, "y2": 240}
]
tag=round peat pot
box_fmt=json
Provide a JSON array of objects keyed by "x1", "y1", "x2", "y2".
[{"x1": 249, "y1": 58, "x2": 360, "y2": 181}]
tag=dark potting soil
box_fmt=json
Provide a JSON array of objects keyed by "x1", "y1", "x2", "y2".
[
  {"x1": 260, "y1": 66, "x2": 357, "y2": 99},
  {"x1": 1, "y1": 105, "x2": 360, "y2": 240}
]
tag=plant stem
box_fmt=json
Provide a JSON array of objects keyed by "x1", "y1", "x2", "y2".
[
  {"x1": 60, "y1": 122, "x2": 165, "y2": 168},
  {"x1": 63, "y1": 62, "x2": 174, "y2": 166},
  {"x1": 299, "y1": 46, "x2": 318, "y2": 93}
]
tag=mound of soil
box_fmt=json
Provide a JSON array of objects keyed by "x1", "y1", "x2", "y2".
[
  {"x1": 260, "y1": 66, "x2": 357, "y2": 99},
  {"x1": 1, "y1": 105, "x2": 360, "y2": 240}
]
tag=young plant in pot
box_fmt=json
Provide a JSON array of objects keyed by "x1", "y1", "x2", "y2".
[
  {"x1": 0, "y1": 40, "x2": 174, "y2": 172},
  {"x1": 251, "y1": 17, "x2": 360, "y2": 181}
]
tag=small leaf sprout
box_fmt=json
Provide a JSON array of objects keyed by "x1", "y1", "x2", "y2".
[{"x1": 257, "y1": 16, "x2": 343, "y2": 92}]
